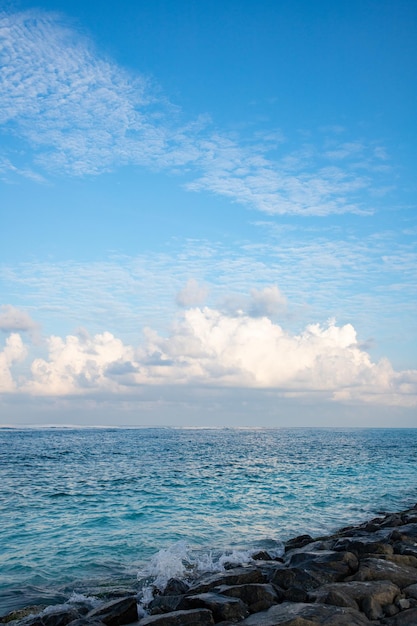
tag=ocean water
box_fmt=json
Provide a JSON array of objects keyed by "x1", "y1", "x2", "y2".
[{"x1": 1, "y1": 427, "x2": 417, "y2": 616}]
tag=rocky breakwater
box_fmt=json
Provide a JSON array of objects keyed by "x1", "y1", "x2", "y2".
[{"x1": 3, "y1": 504, "x2": 417, "y2": 626}]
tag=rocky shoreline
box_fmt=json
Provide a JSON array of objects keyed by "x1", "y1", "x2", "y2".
[{"x1": 2, "y1": 504, "x2": 417, "y2": 626}]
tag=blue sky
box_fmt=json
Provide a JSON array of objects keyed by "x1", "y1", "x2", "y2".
[{"x1": 1, "y1": 0, "x2": 416, "y2": 426}]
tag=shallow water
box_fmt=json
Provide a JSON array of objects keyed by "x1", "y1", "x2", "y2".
[{"x1": 1, "y1": 427, "x2": 416, "y2": 615}]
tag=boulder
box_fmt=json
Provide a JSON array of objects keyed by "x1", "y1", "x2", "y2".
[
  {"x1": 215, "y1": 584, "x2": 281, "y2": 613},
  {"x1": 238, "y1": 601, "x2": 372, "y2": 625},
  {"x1": 20, "y1": 608, "x2": 80, "y2": 626},
  {"x1": 87, "y1": 597, "x2": 138, "y2": 626},
  {"x1": 188, "y1": 568, "x2": 265, "y2": 595},
  {"x1": 148, "y1": 595, "x2": 185, "y2": 615},
  {"x1": 381, "y1": 608, "x2": 417, "y2": 625},
  {"x1": 139, "y1": 608, "x2": 215, "y2": 625},
  {"x1": 348, "y1": 558, "x2": 417, "y2": 588},
  {"x1": 162, "y1": 579, "x2": 190, "y2": 596},
  {"x1": 403, "y1": 583, "x2": 417, "y2": 600},
  {"x1": 310, "y1": 580, "x2": 400, "y2": 607},
  {"x1": 184, "y1": 592, "x2": 249, "y2": 622}
]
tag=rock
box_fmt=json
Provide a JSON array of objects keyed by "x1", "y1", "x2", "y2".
[
  {"x1": 310, "y1": 580, "x2": 400, "y2": 608},
  {"x1": 361, "y1": 595, "x2": 384, "y2": 620},
  {"x1": 396, "y1": 598, "x2": 410, "y2": 610},
  {"x1": 348, "y1": 558, "x2": 417, "y2": 588},
  {"x1": 188, "y1": 568, "x2": 265, "y2": 594},
  {"x1": 184, "y1": 592, "x2": 249, "y2": 622},
  {"x1": 0, "y1": 607, "x2": 46, "y2": 624},
  {"x1": 273, "y1": 550, "x2": 358, "y2": 590},
  {"x1": 139, "y1": 608, "x2": 215, "y2": 625},
  {"x1": 333, "y1": 537, "x2": 394, "y2": 557},
  {"x1": 381, "y1": 608, "x2": 417, "y2": 624},
  {"x1": 87, "y1": 597, "x2": 138, "y2": 626},
  {"x1": 148, "y1": 595, "x2": 186, "y2": 615},
  {"x1": 216, "y1": 584, "x2": 281, "y2": 613},
  {"x1": 22, "y1": 608, "x2": 81, "y2": 626},
  {"x1": 162, "y1": 579, "x2": 190, "y2": 596},
  {"x1": 404, "y1": 583, "x2": 417, "y2": 600},
  {"x1": 386, "y1": 554, "x2": 417, "y2": 569},
  {"x1": 284, "y1": 536, "x2": 314, "y2": 552},
  {"x1": 67, "y1": 621, "x2": 106, "y2": 626},
  {"x1": 311, "y1": 587, "x2": 359, "y2": 609},
  {"x1": 251, "y1": 551, "x2": 276, "y2": 562},
  {"x1": 238, "y1": 601, "x2": 372, "y2": 625},
  {"x1": 383, "y1": 604, "x2": 400, "y2": 617}
]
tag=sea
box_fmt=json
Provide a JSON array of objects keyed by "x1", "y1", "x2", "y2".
[{"x1": 1, "y1": 427, "x2": 417, "y2": 616}]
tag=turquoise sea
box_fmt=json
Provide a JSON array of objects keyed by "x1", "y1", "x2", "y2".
[{"x1": 1, "y1": 427, "x2": 417, "y2": 616}]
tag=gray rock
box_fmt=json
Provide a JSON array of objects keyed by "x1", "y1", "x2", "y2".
[
  {"x1": 310, "y1": 580, "x2": 400, "y2": 607},
  {"x1": 238, "y1": 601, "x2": 372, "y2": 625},
  {"x1": 188, "y1": 568, "x2": 265, "y2": 595},
  {"x1": 21, "y1": 609, "x2": 80, "y2": 626},
  {"x1": 403, "y1": 583, "x2": 417, "y2": 600},
  {"x1": 185, "y1": 592, "x2": 249, "y2": 622},
  {"x1": 348, "y1": 557, "x2": 417, "y2": 588},
  {"x1": 216, "y1": 584, "x2": 281, "y2": 613},
  {"x1": 162, "y1": 579, "x2": 189, "y2": 596},
  {"x1": 284, "y1": 535, "x2": 314, "y2": 552},
  {"x1": 381, "y1": 607, "x2": 417, "y2": 624},
  {"x1": 148, "y1": 595, "x2": 185, "y2": 615},
  {"x1": 361, "y1": 595, "x2": 384, "y2": 620},
  {"x1": 333, "y1": 537, "x2": 394, "y2": 557},
  {"x1": 87, "y1": 597, "x2": 137, "y2": 626},
  {"x1": 139, "y1": 608, "x2": 215, "y2": 625}
]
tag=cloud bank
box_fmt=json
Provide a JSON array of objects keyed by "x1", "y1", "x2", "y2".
[
  {"x1": 1, "y1": 305, "x2": 415, "y2": 407},
  {"x1": 1, "y1": 9, "x2": 389, "y2": 215}
]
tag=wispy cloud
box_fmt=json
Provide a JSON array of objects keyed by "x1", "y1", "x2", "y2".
[{"x1": 0, "y1": 9, "x2": 392, "y2": 215}]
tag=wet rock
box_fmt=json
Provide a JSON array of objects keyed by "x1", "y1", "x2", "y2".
[
  {"x1": 87, "y1": 597, "x2": 137, "y2": 626},
  {"x1": 139, "y1": 608, "x2": 215, "y2": 625},
  {"x1": 188, "y1": 568, "x2": 265, "y2": 595},
  {"x1": 272, "y1": 550, "x2": 358, "y2": 590},
  {"x1": 216, "y1": 584, "x2": 281, "y2": 613},
  {"x1": 348, "y1": 557, "x2": 417, "y2": 588},
  {"x1": 284, "y1": 536, "x2": 314, "y2": 552},
  {"x1": 185, "y1": 592, "x2": 249, "y2": 622},
  {"x1": 161, "y1": 579, "x2": 190, "y2": 596},
  {"x1": 333, "y1": 537, "x2": 394, "y2": 557},
  {"x1": 148, "y1": 595, "x2": 186, "y2": 615},
  {"x1": 0, "y1": 608, "x2": 46, "y2": 624},
  {"x1": 381, "y1": 607, "x2": 417, "y2": 624},
  {"x1": 21, "y1": 608, "x2": 80, "y2": 626},
  {"x1": 238, "y1": 601, "x2": 372, "y2": 625}
]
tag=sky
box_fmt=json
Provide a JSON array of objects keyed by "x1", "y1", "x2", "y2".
[{"x1": 0, "y1": 0, "x2": 416, "y2": 427}]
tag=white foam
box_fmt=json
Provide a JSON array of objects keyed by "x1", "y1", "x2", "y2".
[{"x1": 137, "y1": 539, "x2": 283, "y2": 607}]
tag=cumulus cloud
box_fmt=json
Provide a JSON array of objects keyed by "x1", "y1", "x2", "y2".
[
  {"x1": 0, "y1": 333, "x2": 27, "y2": 391},
  {"x1": 27, "y1": 330, "x2": 134, "y2": 395},
  {"x1": 175, "y1": 279, "x2": 208, "y2": 307},
  {"x1": 0, "y1": 306, "x2": 411, "y2": 407},
  {"x1": 0, "y1": 9, "x2": 388, "y2": 215}
]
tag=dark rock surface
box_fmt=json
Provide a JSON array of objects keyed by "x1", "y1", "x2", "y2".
[{"x1": 3, "y1": 504, "x2": 417, "y2": 626}]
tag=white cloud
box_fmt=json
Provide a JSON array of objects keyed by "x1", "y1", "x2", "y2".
[
  {"x1": 27, "y1": 330, "x2": 134, "y2": 395},
  {"x1": 175, "y1": 278, "x2": 208, "y2": 307},
  {"x1": 0, "y1": 306, "x2": 412, "y2": 407},
  {"x1": 0, "y1": 9, "x2": 390, "y2": 215},
  {"x1": 0, "y1": 333, "x2": 27, "y2": 391}
]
